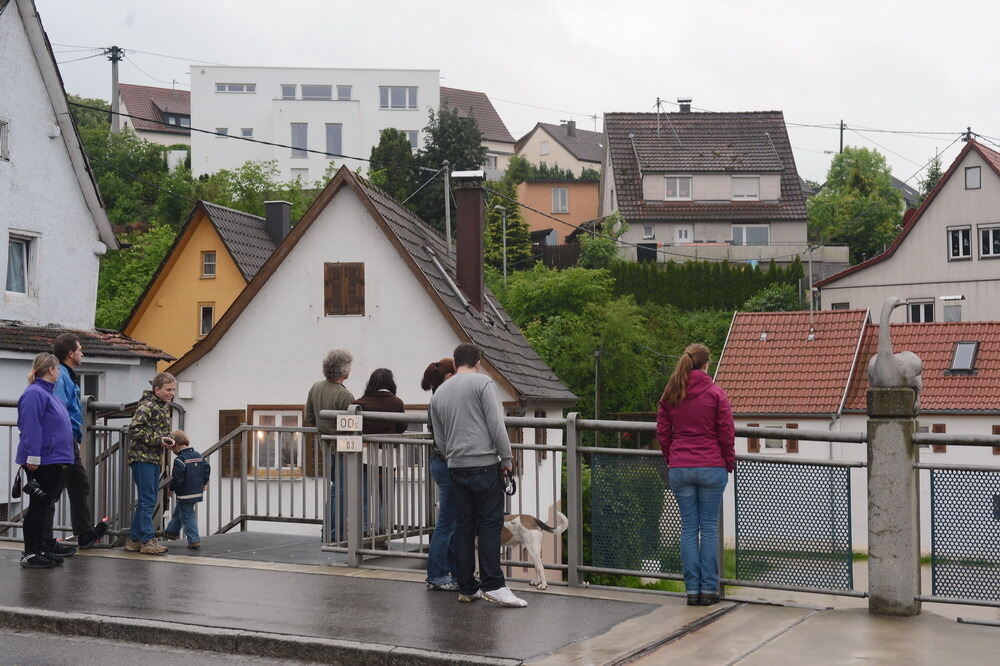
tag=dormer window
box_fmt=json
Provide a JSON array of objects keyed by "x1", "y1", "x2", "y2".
[
  {"x1": 948, "y1": 341, "x2": 979, "y2": 375},
  {"x1": 732, "y1": 176, "x2": 760, "y2": 200},
  {"x1": 665, "y1": 176, "x2": 692, "y2": 200}
]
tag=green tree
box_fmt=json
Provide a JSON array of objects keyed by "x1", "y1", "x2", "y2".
[
  {"x1": 807, "y1": 147, "x2": 903, "y2": 264},
  {"x1": 741, "y1": 283, "x2": 805, "y2": 312},
  {"x1": 503, "y1": 154, "x2": 534, "y2": 186},
  {"x1": 919, "y1": 151, "x2": 944, "y2": 203},
  {"x1": 67, "y1": 94, "x2": 110, "y2": 131},
  {"x1": 412, "y1": 107, "x2": 487, "y2": 232},
  {"x1": 578, "y1": 213, "x2": 625, "y2": 269},
  {"x1": 368, "y1": 128, "x2": 417, "y2": 201},
  {"x1": 484, "y1": 181, "x2": 532, "y2": 275},
  {"x1": 579, "y1": 167, "x2": 601, "y2": 182},
  {"x1": 95, "y1": 223, "x2": 177, "y2": 329}
]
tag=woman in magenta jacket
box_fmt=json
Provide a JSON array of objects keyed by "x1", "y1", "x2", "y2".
[{"x1": 656, "y1": 343, "x2": 735, "y2": 606}]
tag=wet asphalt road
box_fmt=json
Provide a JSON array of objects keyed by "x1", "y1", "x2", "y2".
[{"x1": 0, "y1": 548, "x2": 657, "y2": 662}]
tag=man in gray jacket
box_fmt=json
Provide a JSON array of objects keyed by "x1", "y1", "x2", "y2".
[{"x1": 429, "y1": 344, "x2": 527, "y2": 608}]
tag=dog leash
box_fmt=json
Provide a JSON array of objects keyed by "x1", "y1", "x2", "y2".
[{"x1": 504, "y1": 475, "x2": 517, "y2": 496}]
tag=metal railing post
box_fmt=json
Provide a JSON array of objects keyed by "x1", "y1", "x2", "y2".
[
  {"x1": 566, "y1": 412, "x2": 582, "y2": 587},
  {"x1": 119, "y1": 430, "x2": 132, "y2": 542},
  {"x1": 346, "y1": 405, "x2": 363, "y2": 567},
  {"x1": 240, "y1": 428, "x2": 248, "y2": 532},
  {"x1": 82, "y1": 396, "x2": 97, "y2": 525}
]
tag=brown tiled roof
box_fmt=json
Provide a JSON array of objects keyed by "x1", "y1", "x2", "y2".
[
  {"x1": 714, "y1": 310, "x2": 868, "y2": 416},
  {"x1": 0, "y1": 321, "x2": 173, "y2": 361},
  {"x1": 843, "y1": 322, "x2": 1000, "y2": 412},
  {"x1": 119, "y1": 83, "x2": 190, "y2": 135},
  {"x1": 604, "y1": 111, "x2": 807, "y2": 223},
  {"x1": 122, "y1": 202, "x2": 272, "y2": 331},
  {"x1": 169, "y1": 168, "x2": 577, "y2": 404},
  {"x1": 816, "y1": 140, "x2": 1000, "y2": 287},
  {"x1": 517, "y1": 122, "x2": 605, "y2": 164},
  {"x1": 440, "y1": 87, "x2": 515, "y2": 144}
]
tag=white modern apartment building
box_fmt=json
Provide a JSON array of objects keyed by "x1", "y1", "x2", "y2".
[{"x1": 190, "y1": 66, "x2": 439, "y2": 182}]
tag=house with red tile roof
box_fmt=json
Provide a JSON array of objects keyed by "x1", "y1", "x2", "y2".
[
  {"x1": 118, "y1": 83, "x2": 191, "y2": 146},
  {"x1": 715, "y1": 309, "x2": 1000, "y2": 550},
  {"x1": 440, "y1": 87, "x2": 515, "y2": 179},
  {"x1": 816, "y1": 139, "x2": 1000, "y2": 323},
  {"x1": 600, "y1": 107, "x2": 848, "y2": 275}
]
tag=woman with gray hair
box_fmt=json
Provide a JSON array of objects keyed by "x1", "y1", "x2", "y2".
[{"x1": 303, "y1": 350, "x2": 355, "y2": 541}]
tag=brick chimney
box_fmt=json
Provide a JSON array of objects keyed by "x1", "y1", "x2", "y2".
[
  {"x1": 565, "y1": 120, "x2": 577, "y2": 137},
  {"x1": 677, "y1": 98, "x2": 692, "y2": 113},
  {"x1": 454, "y1": 184, "x2": 485, "y2": 311},
  {"x1": 264, "y1": 200, "x2": 291, "y2": 245}
]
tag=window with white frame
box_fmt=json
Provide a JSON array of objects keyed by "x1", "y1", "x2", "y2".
[
  {"x1": 763, "y1": 425, "x2": 784, "y2": 451},
  {"x1": 405, "y1": 131, "x2": 419, "y2": 150},
  {"x1": 201, "y1": 251, "x2": 216, "y2": 278},
  {"x1": 539, "y1": 140, "x2": 550, "y2": 156},
  {"x1": 6, "y1": 236, "x2": 29, "y2": 294},
  {"x1": 732, "y1": 176, "x2": 760, "y2": 200},
  {"x1": 337, "y1": 85, "x2": 352, "y2": 101},
  {"x1": 950, "y1": 341, "x2": 979, "y2": 373},
  {"x1": 642, "y1": 225, "x2": 655, "y2": 240},
  {"x1": 0, "y1": 120, "x2": 9, "y2": 160},
  {"x1": 664, "y1": 176, "x2": 692, "y2": 200},
  {"x1": 281, "y1": 84, "x2": 296, "y2": 100},
  {"x1": 980, "y1": 225, "x2": 1000, "y2": 258},
  {"x1": 831, "y1": 302, "x2": 850, "y2": 310},
  {"x1": 215, "y1": 128, "x2": 228, "y2": 138},
  {"x1": 252, "y1": 410, "x2": 303, "y2": 475},
  {"x1": 301, "y1": 84, "x2": 332, "y2": 100},
  {"x1": 198, "y1": 303, "x2": 214, "y2": 336},
  {"x1": 732, "y1": 224, "x2": 769, "y2": 246},
  {"x1": 76, "y1": 372, "x2": 101, "y2": 400},
  {"x1": 378, "y1": 86, "x2": 418, "y2": 109},
  {"x1": 179, "y1": 117, "x2": 190, "y2": 128},
  {"x1": 948, "y1": 227, "x2": 971, "y2": 260},
  {"x1": 908, "y1": 300, "x2": 934, "y2": 323},
  {"x1": 290, "y1": 123, "x2": 307, "y2": 158},
  {"x1": 325, "y1": 123, "x2": 342, "y2": 157},
  {"x1": 216, "y1": 83, "x2": 256, "y2": 93},
  {"x1": 485, "y1": 155, "x2": 497, "y2": 169},
  {"x1": 241, "y1": 128, "x2": 253, "y2": 138},
  {"x1": 552, "y1": 187, "x2": 568, "y2": 213},
  {"x1": 966, "y1": 166, "x2": 981, "y2": 190}
]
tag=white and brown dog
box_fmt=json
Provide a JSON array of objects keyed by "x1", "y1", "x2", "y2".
[{"x1": 501, "y1": 512, "x2": 568, "y2": 590}]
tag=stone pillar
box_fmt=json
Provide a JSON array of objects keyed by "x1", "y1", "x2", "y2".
[{"x1": 866, "y1": 387, "x2": 921, "y2": 616}]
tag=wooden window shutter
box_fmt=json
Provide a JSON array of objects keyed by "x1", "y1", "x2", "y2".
[
  {"x1": 324, "y1": 262, "x2": 364, "y2": 316},
  {"x1": 534, "y1": 410, "x2": 548, "y2": 461},
  {"x1": 785, "y1": 423, "x2": 799, "y2": 453},
  {"x1": 219, "y1": 410, "x2": 246, "y2": 478},
  {"x1": 931, "y1": 423, "x2": 946, "y2": 453},
  {"x1": 747, "y1": 423, "x2": 760, "y2": 453},
  {"x1": 992, "y1": 425, "x2": 1000, "y2": 456}
]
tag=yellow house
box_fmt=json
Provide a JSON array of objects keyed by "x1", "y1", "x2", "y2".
[{"x1": 124, "y1": 201, "x2": 287, "y2": 370}]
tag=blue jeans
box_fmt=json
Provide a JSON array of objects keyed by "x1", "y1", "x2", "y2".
[
  {"x1": 166, "y1": 501, "x2": 200, "y2": 544},
  {"x1": 450, "y1": 463, "x2": 506, "y2": 595},
  {"x1": 669, "y1": 466, "x2": 728, "y2": 594},
  {"x1": 129, "y1": 462, "x2": 160, "y2": 543},
  {"x1": 426, "y1": 458, "x2": 458, "y2": 585}
]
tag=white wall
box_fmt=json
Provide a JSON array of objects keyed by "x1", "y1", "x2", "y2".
[
  {"x1": 517, "y1": 127, "x2": 598, "y2": 177},
  {"x1": 0, "y1": 8, "x2": 104, "y2": 329},
  {"x1": 819, "y1": 150, "x2": 1000, "y2": 321},
  {"x1": 190, "y1": 66, "x2": 439, "y2": 181}
]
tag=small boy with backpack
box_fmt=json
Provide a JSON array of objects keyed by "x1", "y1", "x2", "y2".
[{"x1": 163, "y1": 430, "x2": 210, "y2": 549}]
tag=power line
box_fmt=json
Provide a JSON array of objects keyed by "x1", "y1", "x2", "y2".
[
  {"x1": 67, "y1": 101, "x2": 439, "y2": 174},
  {"x1": 400, "y1": 168, "x2": 443, "y2": 205},
  {"x1": 490, "y1": 96, "x2": 600, "y2": 121},
  {"x1": 126, "y1": 48, "x2": 226, "y2": 66},
  {"x1": 900, "y1": 135, "x2": 963, "y2": 185},
  {"x1": 87, "y1": 155, "x2": 196, "y2": 204},
  {"x1": 125, "y1": 55, "x2": 189, "y2": 88},
  {"x1": 56, "y1": 53, "x2": 105, "y2": 65},
  {"x1": 847, "y1": 127, "x2": 924, "y2": 168}
]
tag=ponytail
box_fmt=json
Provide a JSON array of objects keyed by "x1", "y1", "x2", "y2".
[
  {"x1": 421, "y1": 358, "x2": 456, "y2": 393},
  {"x1": 661, "y1": 343, "x2": 711, "y2": 407}
]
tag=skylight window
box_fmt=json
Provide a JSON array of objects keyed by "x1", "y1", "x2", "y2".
[{"x1": 948, "y1": 341, "x2": 979, "y2": 375}]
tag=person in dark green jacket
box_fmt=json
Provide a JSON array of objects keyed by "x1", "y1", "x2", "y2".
[{"x1": 126, "y1": 372, "x2": 176, "y2": 555}]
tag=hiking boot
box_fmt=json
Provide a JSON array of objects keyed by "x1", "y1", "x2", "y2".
[
  {"x1": 426, "y1": 580, "x2": 458, "y2": 591},
  {"x1": 483, "y1": 586, "x2": 528, "y2": 608},
  {"x1": 187, "y1": 541, "x2": 200, "y2": 550},
  {"x1": 140, "y1": 539, "x2": 168, "y2": 555},
  {"x1": 20, "y1": 553, "x2": 56, "y2": 569},
  {"x1": 162, "y1": 531, "x2": 180, "y2": 541},
  {"x1": 124, "y1": 538, "x2": 141, "y2": 552},
  {"x1": 458, "y1": 589, "x2": 482, "y2": 603}
]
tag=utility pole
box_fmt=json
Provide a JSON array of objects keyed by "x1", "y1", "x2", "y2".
[
  {"x1": 494, "y1": 205, "x2": 508, "y2": 282},
  {"x1": 593, "y1": 344, "x2": 603, "y2": 448},
  {"x1": 839, "y1": 119, "x2": 844, "y2": 154},
  {"x1": 443, "y1": 160, "x2": 452, "y2": 259},
  {"x1": 104, "y1": 45, "x2": 124, "y2": 133}
]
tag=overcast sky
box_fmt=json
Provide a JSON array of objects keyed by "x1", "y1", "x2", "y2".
[{"x1": 36, "y1": 0, "x2": 1000, "y2": 184}]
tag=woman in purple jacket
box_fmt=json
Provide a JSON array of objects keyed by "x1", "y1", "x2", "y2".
[
  {"x1": 656, "y1": 343, "x2": 735, "y2": 606},
  {"x1": 16, "y1": 353, "x2": 76, "y2": 569}
]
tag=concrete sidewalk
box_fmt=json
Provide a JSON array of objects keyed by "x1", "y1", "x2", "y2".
[{"x1": 2, "y1": 539, "x2": 998, "y2": 665}]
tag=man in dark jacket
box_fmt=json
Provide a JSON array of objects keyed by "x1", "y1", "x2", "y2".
[{"x1": 163, "y1": 430, "x2": 211, "y2": 549}]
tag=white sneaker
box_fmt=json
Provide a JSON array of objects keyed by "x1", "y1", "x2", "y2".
[
  {"x1": 458, "y1": 589, "x2": 482, "y2": 603},
  {"x1": 483, "y1": 586, "x2": 528, "y2": 608}
]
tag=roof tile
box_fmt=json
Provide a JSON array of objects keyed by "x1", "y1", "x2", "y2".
[
  {"x1": 440, "y1": 87, "x2": 515, "y2": 144},
  {"x1": 118, "y1": 83, "x2": 190, "y2": 135},
  {"x1": 0, "y1": 321, "x2": 173, "y2": 361}
]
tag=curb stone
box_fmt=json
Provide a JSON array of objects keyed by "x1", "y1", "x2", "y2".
[{"x1": 0, "y1": 606, "x2": 523, "y2": 665}]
